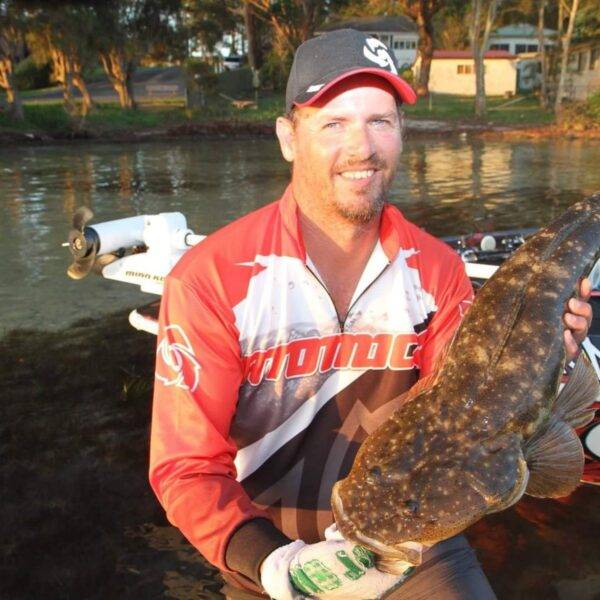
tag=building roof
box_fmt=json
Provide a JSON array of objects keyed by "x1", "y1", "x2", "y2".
[
  {"x1": 433, "y1": 50, "x2": 516, "y2": 60},
  {"x1": 319, "y1": 15, "x2": 417, "y2": 34},
  {"x1": 491, "y1": 23, "x2": 557, "y2": 38}
]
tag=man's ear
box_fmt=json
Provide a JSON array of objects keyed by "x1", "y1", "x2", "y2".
[{"x1": 276, "y1": 116, "x2": 295, "y2": 163}]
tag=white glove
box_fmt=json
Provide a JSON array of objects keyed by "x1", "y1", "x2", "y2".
[{"x1": 260, "y1": 525, "x2": 415, "y2": 600}]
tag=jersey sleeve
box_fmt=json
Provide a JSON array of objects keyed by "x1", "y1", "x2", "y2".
[
  {"x1": 149, "y1": 274, "x2": 270, "y2": 571},
  {"x1": 418, "y1": 255, "x2": 474, "y2": 377}
]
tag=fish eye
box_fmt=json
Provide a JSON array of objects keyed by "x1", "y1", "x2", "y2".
[{"x1": 368, "y1": 465, "x2": 382, "y2": 478}]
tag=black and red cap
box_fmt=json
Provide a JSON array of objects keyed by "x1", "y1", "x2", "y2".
[{"x1": 285, "y1": 28, "x2": 417, "y2": 113}]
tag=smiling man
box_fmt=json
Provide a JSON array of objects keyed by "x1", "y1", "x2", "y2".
[{"x1": 149, "y1": 30, "x2": 592, "y2": 600}]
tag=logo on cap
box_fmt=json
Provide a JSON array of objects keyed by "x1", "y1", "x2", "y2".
[{"x1": 363, "y1": 38, "x2": 397, "y2": 74}]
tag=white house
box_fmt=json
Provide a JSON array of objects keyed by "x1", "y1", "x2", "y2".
[
  {"x1": 488, "y1": 23, "x2": 557, "y2": 55},
  {"x1": 565, "y1": 38, "x2": 600, "y2": 100},
  {"x1": 488, "y1": 24, "x2": 558, "y2": 92},
  {"x1": 420, "y1": 50, "x2": 517, "y2": 96},
  {"x1": 317, "y1": 16, "x2": 419, "y2": 70}
]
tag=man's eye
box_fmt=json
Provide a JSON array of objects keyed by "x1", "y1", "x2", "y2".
[
  {"x1": 372, "y1": 119, "x2": 391, "y2": 126},
  {"x1": 324, "y1": 121, "x2": 341, "y2": 129}
]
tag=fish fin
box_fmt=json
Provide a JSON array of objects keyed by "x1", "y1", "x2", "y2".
[
  {"x1": 523, "y1": 414, "x2": 583, "y2": 498},
  {"x1": 375, "y1": 555, "x2": 416, "y2": 575},
  {"x1": 554, "y1": 351, "x2": 600, "y2": 428},
  {"x1": 374, "y1": 541, "x2": 426, "y2": 572}
]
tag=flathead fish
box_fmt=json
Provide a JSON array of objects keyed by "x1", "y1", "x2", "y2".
[{"x1": 332, "y1": 195, "x2": 600, "y2": 568}]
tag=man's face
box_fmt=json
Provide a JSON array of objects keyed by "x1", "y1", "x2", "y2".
[{"x1": 277, "y1": 75, "x2": 403, "y2": 224}]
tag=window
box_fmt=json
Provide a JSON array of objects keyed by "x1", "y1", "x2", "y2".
[
  {"x1": 568, "y1": 52, "x2": 578, "y2": 72},
  {"x1": 591, "y1": 47, "x2": 600, "y2": 70},
  {"x1": 490, "y1": 43, "x2": 509, "y2": 51},
  {"x1": 394, "y1": 40, "x2": 405, "y2": 49},
  {"x1": 457, "y1": 64, "x2": 474, "y2": 74},
  {"x1": 515, "y1": 44, "x2": 527, "y2": 54},
  {"x1": 568, "y1": 51, "x2": 586, "y2": 72},
  {"x1": 410, "y1": 41, "x2": 417, "y2": 49},
  {"x1": 527, "y1": 44, "x2": 538, "y2": 52}
]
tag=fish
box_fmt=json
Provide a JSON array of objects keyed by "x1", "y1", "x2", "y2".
[{"x1": 331, "y1": 195, "x2": 600, "y2": 570}]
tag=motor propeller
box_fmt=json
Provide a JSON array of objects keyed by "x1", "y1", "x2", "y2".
[{"x1": 66, "y1": 207, "x2": 100, "y2": 279}]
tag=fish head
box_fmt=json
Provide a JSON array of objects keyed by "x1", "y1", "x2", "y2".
[{"x1": 331, "y1": 431, "x2": 529, "y2": 565}]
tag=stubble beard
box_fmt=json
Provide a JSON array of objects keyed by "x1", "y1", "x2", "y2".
[
  {"x1": 294, "y1": 157, "x2": 395, "y2": 226},
  {"x1": 332, "y1": 189, "x2": 386, "y2": 224},
  {"x1": 330, "y1": 156, "x2": 396, "y2": 225}
]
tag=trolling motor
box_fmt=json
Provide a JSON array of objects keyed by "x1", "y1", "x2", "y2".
[
  {"x1": 64, "y1": 208, "x2": 205, "y2": 331},
  {"x1": 66, "y1": 207, "x2": 149, "y2": 279}
]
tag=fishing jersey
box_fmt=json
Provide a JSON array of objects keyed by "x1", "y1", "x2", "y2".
[{"x1": 149, "y1": 185, "x2": 474, "y2": 586}]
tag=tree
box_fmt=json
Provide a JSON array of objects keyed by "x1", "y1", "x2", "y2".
[
  {"x1": 537, "y1": 0, "x2": 548, "y2": 108},
  {"x1": 339, "y1": 0, "x2": 447, "y2": 97},
  {"x1": 554, "y1": 0, "x2": 580, "y2": 113},
  {"x1": 405, "y1": 1, "x2": 447, "y2": 96},
  {"x1": 243, "y1": 1, "x2": 261, "y2": 70},
  {"x1": 26, "y1": 4, "x2": 96, "y2": 115},
  {"x1": 470, "y1": 0, "x2": 502, "y2": 117},
  {"x1": 244, "y1": 0, "x2": 326, "y2": 57},
  {"x1": 93, "y1": 0, "x2": 184, "y2": 110},
  {"x1": 184, "y1": 0, "x2": 238, "y2": 64},
  {"x1": 434, "y1": 1, "x2": 471, "y2": 50},
  {"x1": 0, "y1": 0, "x2": 25, "y2": 120}
]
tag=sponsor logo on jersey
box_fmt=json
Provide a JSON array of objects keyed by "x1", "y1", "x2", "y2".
[
  {"x1": 155, "y1": 324, "x2": 201, "y2": 392},
  {"x1": 244, "y1": 331, "x2": 420, "y2": 386}
]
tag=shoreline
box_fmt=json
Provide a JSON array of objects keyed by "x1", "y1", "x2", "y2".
[
  {"x1": 2, "y1": 310, "x2": 599, "y2": 598},
  {"x1": 2, "y1": 118, "x2": 600, "y2": 146}
]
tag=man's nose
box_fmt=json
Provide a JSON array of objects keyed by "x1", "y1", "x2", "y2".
[{"x1": 345, "y1": 123, "x2": 375, "y2": 160}]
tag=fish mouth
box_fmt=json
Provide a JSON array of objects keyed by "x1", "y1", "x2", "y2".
[{"x1": 331, "y1": 481, "x2": 426, "y2": 566}]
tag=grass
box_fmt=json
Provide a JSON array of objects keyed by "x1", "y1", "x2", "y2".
[
  {"x1": 0, "y1": 91, "x2": 557, "y2": 139},
  {"x1": 403, "y1": 93, "x2": 555, "y2": 126}
]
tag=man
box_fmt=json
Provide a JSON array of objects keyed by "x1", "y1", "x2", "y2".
[{"x1": 149, "y1": 29, "x2": 592, "y2": 599}]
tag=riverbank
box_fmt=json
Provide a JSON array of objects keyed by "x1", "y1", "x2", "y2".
[
  {"x1": 3, "y1": 94, "x2": 599, "y2": 145},
  {"x1": 0, "y1": 311, "x2": 224, "y2": 598},
  {"x1": 1, "y1": 308, "x2": 599, "y2": 598}
]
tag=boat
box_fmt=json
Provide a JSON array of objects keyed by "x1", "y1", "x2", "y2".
[{"x1": 64, "y1": 208, "x2": 600, "y2": 485}]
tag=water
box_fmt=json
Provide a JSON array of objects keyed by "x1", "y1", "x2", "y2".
[{"x1": 1, "y1": 137, "x2": 600, "y2": 333}]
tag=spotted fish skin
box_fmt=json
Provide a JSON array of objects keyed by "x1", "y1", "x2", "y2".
[{"x1": 332, "y1": 195, "x2": 600, "y2": 562}]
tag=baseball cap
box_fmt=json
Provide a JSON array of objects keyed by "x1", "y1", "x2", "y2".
[{"x1": 285, "y1": 28, "x2": 417, "y2": 113}]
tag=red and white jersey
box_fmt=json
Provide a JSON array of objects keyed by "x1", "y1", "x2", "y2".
[{"x1": 149, "y1": 185, "x2": 473, "y2": 574}]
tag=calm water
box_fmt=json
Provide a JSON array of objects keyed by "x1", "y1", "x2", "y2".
[{"x1": 1, "y1": 137, "x2": 600, "y2": 333}]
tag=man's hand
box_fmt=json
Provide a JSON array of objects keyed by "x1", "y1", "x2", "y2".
[
  {"x1": 260, "y1": 525, "x2": 415, "y2": 600},
  {"x1": 564, "y1": 278, "x2": 593, "y2": 362}
]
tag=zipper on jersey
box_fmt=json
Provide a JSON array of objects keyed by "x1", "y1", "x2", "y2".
[{"x1": 303, "y1": 261, "x2": 391, "y2": 332}]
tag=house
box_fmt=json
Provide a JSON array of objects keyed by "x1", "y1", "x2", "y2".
[
  {"x1": 417, "y1": 50, "x2": 517, "y2": 96},
  {"x1": 317, "y1": 16, "x2": 419, "y2": 70},
  {"x1": 488, "y1": 23, "x2": 557, "y2": 55},
  {"x1": 564, "y1": 38, "x2": 600, "y2": 100},
  {"x1": 488, "y1": 24, "x2": 558, "y2": 93}
]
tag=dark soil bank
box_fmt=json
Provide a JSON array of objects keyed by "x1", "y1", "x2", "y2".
[
  {"x1": 2, "y1": 120, "x2": 599, "y2": 147},
  {"x1": 1, "y1": 311, "x2": 598, "y2": 599},
  {"x1": 0, "y1": 312, "x2": 223, "y2": 599}
]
